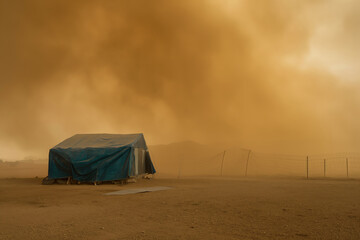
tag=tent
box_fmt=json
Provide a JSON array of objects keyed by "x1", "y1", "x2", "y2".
[{"x1": 48, "y1": 133, "x2": 156, "y2": 182}]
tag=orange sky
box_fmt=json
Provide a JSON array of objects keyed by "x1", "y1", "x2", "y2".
[{"x1": 0, "y1": 0, "x2": 359, "y2": 160}]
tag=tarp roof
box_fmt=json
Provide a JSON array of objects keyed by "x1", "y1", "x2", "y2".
[{"x1": 53, "y1": 133, "x2": 148, "y2": 149}]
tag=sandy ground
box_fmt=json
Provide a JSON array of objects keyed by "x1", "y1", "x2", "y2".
[{"x1": 0, "y1": 177, "x2": 359, "y2": 240}]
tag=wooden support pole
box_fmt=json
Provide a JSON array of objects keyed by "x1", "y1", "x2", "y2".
[
  {"x1": 245, "y1": 150, "x2": 251, "y2": 177},
  {"x1": 220, "y1": 151, "x2": 226, "y2": 176},
  {"x1": 323, "y1": 159, "x2": 326, "y2": 177},
  {"x1": 346, "y1": 158, "x2": 349, "y2": 178},
  {"x1": 306, "y1": 156, "x2": 309, "y2": 179}
]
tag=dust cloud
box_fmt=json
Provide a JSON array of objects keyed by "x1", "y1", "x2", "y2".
[{"x1": 1, "y1": 0, "x2": 360, "y2": 160}]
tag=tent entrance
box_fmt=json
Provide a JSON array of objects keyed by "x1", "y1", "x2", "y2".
[{"x1": 132, "y1": 148, "x2": 146, "y2": 176}]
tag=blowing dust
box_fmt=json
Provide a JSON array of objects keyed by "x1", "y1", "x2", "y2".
[{"x1": 0, "y1": 0, "x2": 360, "y2": 162}]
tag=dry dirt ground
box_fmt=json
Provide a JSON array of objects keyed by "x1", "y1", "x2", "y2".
[{"x1": 0, "y1": 177, "x2": 359, "y2": 240}]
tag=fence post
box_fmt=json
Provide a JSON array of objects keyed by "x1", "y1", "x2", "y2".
[
  {"x1": 306, "y1": 156, "x2": 309, "y2": 179},
  {"x1": 245, "y1": 150, "x2": 251, "y2": 177},
  {"x1": 323, "y1": 159, "x2": 326, "y2": 177},
  {"x1": 177, "y1": 159, "x2": 182, "y2": 179},
  {"x1": 220, "y1": 150, "x2": 226, "y2": 176},
  {"x1": 346, "y1": 158, "x2": 349, "y2": 178}
]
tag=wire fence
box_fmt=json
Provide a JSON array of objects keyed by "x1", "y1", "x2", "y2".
[
  {"x1": 161, "y1": 147, "x2": 360, "y2": 179},
  {"x1": 207, "y1": 148, "x2": 360, "y2": 179}
]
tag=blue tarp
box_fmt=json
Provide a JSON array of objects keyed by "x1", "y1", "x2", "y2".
[{"x1": 48, "y1": 133, "x2": 155, "y2": 182}]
